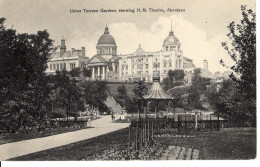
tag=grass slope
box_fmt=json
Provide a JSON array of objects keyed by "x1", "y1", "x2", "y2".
[{"x1": 107, "y1": 83, "x2": 152, "y2": 97}]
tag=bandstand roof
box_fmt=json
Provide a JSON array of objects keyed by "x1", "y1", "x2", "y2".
[{"x1": 143, "y1": 73, "x2": 177, "y2": 101}]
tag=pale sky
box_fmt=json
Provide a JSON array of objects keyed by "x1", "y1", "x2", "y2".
[{"x1": 0, "y1": 0, "x2": 256, "y2": 72}]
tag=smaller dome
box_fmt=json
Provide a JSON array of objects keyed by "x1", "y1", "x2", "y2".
[
  {"x1": 97, "y1": 26, "x2": 116, "y2": 46},
  {"x1": 135, "y1": 44, "x2": 145, "y2": 55},
  {"x1": 163, "y1": 30, "x2": 179, "y2": 46}
]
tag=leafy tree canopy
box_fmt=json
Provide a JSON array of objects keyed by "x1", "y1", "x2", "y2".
[
  {"x1": 163, "y1": 69, "x2": 185, "y2": 91},
  {"x1": 81, "y1": 80, "x2": 109, "y2": 111},
  {"x1": 221, "y1": 5, "x2": 256, "y2": 119},
  {"x1": 0, "y1": 17, "x2": 54, "y2": 117}
]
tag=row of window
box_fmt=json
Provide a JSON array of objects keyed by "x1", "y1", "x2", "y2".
[
  {"x1": 121, "y1": 61, "x2": 173, "y2": 70},
  {"x1": 49, "y1": 63, "x2": 76, "y2": 71},
  {"x1": 121, "y1": 70, "x2": 170, "y2": 76},
  {"x1": 165, "y1": 45, "x2": 177, "y2": 51},
  {"x1": 122, "y1": 62, "x2": 173, "y2": 71},
  {"x1": 97, "y1": 47, "x2": 116, "y2": 55}
]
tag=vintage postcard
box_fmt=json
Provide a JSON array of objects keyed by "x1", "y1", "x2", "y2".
[{"x1": 0, "y1": 0, "x2": 257, "y2": 164}]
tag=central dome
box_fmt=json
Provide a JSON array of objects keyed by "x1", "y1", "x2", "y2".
[
  {"x1": 163, "y1": 30, "x2": 179, "y2": 45},
  {"x1": 97, "y1": 26, "x2": 116, "y2": 46}
]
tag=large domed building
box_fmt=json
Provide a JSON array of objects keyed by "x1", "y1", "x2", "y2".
[
  {"x1": 118, "y1": 24, "x2": 195, "y2": 83},
  {"x1": 87, "y1": 22, "x2": 196, "y2": 83},
  {"x1": 87, "y1": 25, "x2": 120, "y2": 81}
]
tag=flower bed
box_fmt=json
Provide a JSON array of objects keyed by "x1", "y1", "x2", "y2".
[{"x1": 87, "y1": 140, "x2": 199, "y2": 160}]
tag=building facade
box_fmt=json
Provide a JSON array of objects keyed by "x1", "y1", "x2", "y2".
[
  {"x1": 118, "y1": 27, "x2": 195, "y2": 82},
  {"x1": 87, "y1": 26, "x2": 120, "y2": 81},
  {"x1": 46, "y1": 37, "x2": 89, "y2": 74},
  {"x1": 46, "y1": 23, "x2": 203, "y2": 83}
]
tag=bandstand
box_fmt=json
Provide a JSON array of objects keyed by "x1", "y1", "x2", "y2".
[
  {"x1": 128, "y1": 72, "x2": 223, "y2": 151},
  {"x1": 129, "y1": 72, "x2": 179, "y2": 151},
  {"x1": 142, "y1": 72, "x2": 179, "y2": 118}
]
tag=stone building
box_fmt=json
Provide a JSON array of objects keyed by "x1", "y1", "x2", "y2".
[
  {"x1": 118, "y1": 26, "x2": 196, "y2": 82},
  {"x1": 46, "y1": 37, "x2": 89, "y2": 74},
  {"x1": 87, "y1": 26, "x2": 120, "y2": 81}
]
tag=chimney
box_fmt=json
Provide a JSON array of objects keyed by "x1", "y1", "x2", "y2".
[
  {"x1": 81, "y1": 47, "x2": 85, "y2": 57},
  {"x1": 72, "y1": 48, "x2": 75, "y2": 55},
  {"x1": 60, "y1": 37, "x2": 66, "y2": 56},
  {"x1": 203, "y1": 60, "x2": 208, "y2": 70}
]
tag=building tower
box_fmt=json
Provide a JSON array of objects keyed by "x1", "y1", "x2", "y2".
[
  {"x1": 96, "y1": 25, "x2": 117, "y2": 59},
  {"x1": 203, "y1": 60, "x2": 208, "y2": 70},
  {"x1": 60, "y1": 36, "x2": 66, "y2": 56},
  {"x1": 162, "y1": 19, "x2": 181, "y2": 51}
]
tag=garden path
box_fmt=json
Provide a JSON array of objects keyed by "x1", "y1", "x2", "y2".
[{"x1": 0, "y1": 115, "x2": 129, "y2": 160}]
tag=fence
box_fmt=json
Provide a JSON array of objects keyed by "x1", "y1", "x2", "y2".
[
  {"x1": 128, "y1": 115, "x2": 224, "y2": 151},
  {"x1": 222, "y1": 117, "x2": 256, "y2": 128},
  {"x1": 131, "y1": 115, "x2": 223, "y2": 131},
  {"x1": 129, "y1": 114, "x2": 256, "y2": 151}
]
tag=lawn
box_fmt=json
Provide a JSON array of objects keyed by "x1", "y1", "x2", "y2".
[
  {"x1": 10, "y1": 127, "x2": 256, "y2": 160},
  {"x1": 159, "y1": 127, "x2": 256, "y2": 160}
]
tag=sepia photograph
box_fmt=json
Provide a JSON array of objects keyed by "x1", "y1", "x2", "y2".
[{"x1": 0, "y1": 0, "x2": 257, "y2": 163}]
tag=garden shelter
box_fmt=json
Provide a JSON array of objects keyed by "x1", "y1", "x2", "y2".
[{"x1": 142, "y1": 72, "x2": 179, "y2": 118}]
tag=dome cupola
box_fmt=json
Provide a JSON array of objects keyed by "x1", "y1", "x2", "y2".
[
  {"x1": 162, "y1": 20, "x2": 181, "y2": 51},
  {"x1": 96, "y1": 25, "x2": 117, "y2": 55},
  {"x1": 97, "y1": 25, "x2": 117, "y2": 46}
]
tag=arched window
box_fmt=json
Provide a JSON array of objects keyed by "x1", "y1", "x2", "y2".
[{"x1": 57, "y1": 64, "x2": 59, "y2": 70}]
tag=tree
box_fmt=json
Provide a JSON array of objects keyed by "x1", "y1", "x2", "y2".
[
  {"x1": 117, "y1": 84, "x2": 128, "y2": 100},
  {"x1": 116, "y1": 84, "x2": 127, "y2": 108},
  {"x1": 81, "y1": 80, "x2": 109, "y2": 113},
  {"x1": 69, "y1": 67, "x2": 81, "y2": 77},
  {"x1": 53, "y1": 70, "x2": 84, "y2": 121},
  {"x1": 186, "y1": 68, "x2": 205, "y2": 110},
  {"x1": 221, "y1": 5, "x2": 256, "y2": 121},
  {"x1": 0, "y1": 18, "x2": 54, "y2": 132},
  {"x1": 169, "y1": 87, "x2": 188, "y2": 108},
  {"x1": 83, "y1": 68, "x2": 92, "y2": 78},
  {"x1": 115, "y1": 84, "x2": 137, "y2": 113},
  {"x1": 132, "y1": 81, "x2": 148, "y2": 116},
  {"x1": 207, "y1": 79, "x2": 240, "y2": 117},
  {"x1": 163, "y1": 69, "x2": 185, "y2": 91}
]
